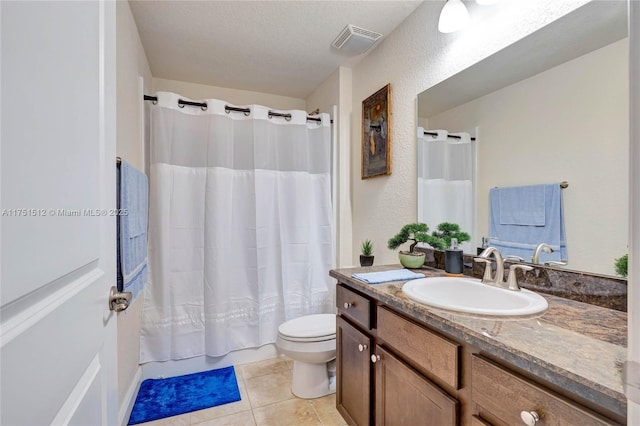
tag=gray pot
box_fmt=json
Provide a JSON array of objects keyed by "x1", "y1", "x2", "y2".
[{"x1": 360, "y1": 255, "x2": 374, "y2": 267}]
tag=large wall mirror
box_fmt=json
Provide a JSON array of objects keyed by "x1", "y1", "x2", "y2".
[{"x1": 417, "y1": 2, "x2": 628, "y2": 277}]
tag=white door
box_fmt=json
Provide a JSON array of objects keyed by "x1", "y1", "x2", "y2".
[{"x1": 1, "y1": 1, "x2": 118, "y2": 425}]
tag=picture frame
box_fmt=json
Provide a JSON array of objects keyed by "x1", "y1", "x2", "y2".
[{"x1": 362, "y1": 84, "x2": 392, "y2": 179}]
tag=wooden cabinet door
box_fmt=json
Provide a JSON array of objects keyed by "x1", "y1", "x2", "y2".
[
  {"x1": 374, "y1": 346, "x2": 459, "y2": 426},
  {"x1": 337, "y1": 316, "x2": 372, "y2": 426}
]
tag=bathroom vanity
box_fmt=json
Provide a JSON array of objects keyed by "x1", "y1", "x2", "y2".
[{"x1": 331, "y1": 265, "x2": 627, "y2": 426}]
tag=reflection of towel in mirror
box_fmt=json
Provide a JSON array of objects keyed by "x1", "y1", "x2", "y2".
[
  {"x1": 489, "y1": 183, "x2": 566, "y2": 263},
  {"x1": 498, "y1": 184, "x2": 545, "y2": 226}
]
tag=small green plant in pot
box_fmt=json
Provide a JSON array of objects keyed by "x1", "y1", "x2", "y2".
[
  {"x1": 360, "y1": 240, "x2": 374, "y2": 267},
  {"x1": 387, "y1": 223, "x2": 445, "y2": 268},
  {"x1": 614, "y1": 254, "x2": 628, "y2": 277},
  {"x1": 431, "y1": 222, "x2": 471, "y2": 249}
]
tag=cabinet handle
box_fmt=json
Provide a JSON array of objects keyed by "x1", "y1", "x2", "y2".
[
  {"x1": 358, "y1": 344, "x2": 367, "y2": 352},
  {"x1": 520, "y1": 411, "x2": 540, "y2": 426},
  {"x1": 371, "y1": 354, "x2": 381, "y2": 363},
  {"x1": 343, "y1": 302, "x2": 353, "y2": 309}
]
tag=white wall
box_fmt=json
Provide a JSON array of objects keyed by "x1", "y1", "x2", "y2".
[
  {"x1": 426, "y1": 39, "x2": 628, "y2": 275},
  {"x1": 115, "y1": 0, "x2": 152, "y2": 418},
  {"x1": 306, "y1": 67, "x2": 354, "y2": 267},
  {"x1": 152, "y1": 78, "x2": 306, "y2": 110},
  {"x1": 350, "y1": 0, "x2": 591, "y2": 266}
]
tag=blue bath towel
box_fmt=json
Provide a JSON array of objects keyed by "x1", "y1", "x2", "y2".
[
  {"x1": 489, "y1": 183, "x2": 566, "y2": 263},
  {"x1": 352, "y1": 269, "x2": 425, "y2": 284},
  {"x1": 118, "y1": 160, "x2": 149, "y2": 303},
  {"x1": 499, "y1": 184, "x2": 545, "y2": 226}
]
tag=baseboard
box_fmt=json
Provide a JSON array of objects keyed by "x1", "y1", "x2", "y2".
[
  {"x1": 141, "y1": 343, "x2": 281, "y2": 380},
  {"x1": 119, "y1": 366, "x2": 142, "y2": 426}
]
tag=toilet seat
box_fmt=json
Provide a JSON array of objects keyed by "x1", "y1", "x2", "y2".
[{"x1": 278, "y1": 314, "x2": 336, "y2": 342}]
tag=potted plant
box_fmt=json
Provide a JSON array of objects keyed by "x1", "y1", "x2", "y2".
[
  {"x1": 360, "y1": 240, "x2": 374, "y2": 267},
  {"x1": 431, "y1": 222, "x2": 471, "y2": 249},
  {"x1": 614, "y1": 253, "x2": 628, "y2": 277},
  {"x1": 387, "y1": 223, "x2": 446, "y2": 268}
]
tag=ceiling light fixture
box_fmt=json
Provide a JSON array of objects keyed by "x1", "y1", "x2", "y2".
[{"x1": 438, "y1": 0, "x2": 470, "y2": 34}]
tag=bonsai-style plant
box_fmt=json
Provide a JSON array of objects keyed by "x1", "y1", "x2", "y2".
[
  {"x1": 388, "y1": 223, "x2": 444, "y2": 268},
  {"x1": 360, "y1": 239, "x2": 374, "y2": 267},
  {"x1": 430, "y1": 222, "x2": 471, "y2": 249},
  {"x1": 614, "y1": 253, "x2": 628, "y2": 277}
]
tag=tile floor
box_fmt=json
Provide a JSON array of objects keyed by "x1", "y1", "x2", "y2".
[{"x1": 137, "y1": 357, "x2": 347, "y2": 426}]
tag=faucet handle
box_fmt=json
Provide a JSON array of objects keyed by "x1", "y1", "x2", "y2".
[
  {"x1": 544, "y1": 261, "x2": 568, "y2": 267},
  {"x1": 507, "y1": 264, "x2": 533, "y2": 291},
  {"x1": 505, "y1": 255, "x2": 525, "y2": 262},
  {"x1": 474, "y1": 257, "x2": 494, "y2": 283}
]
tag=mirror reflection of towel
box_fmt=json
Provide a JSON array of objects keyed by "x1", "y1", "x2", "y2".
[
  {"x1": 498, "y1": 184, "x2": 545, "y2": 226},
  {"x1": 489, "y1": 183, "x2": 566, "y2": 263}
]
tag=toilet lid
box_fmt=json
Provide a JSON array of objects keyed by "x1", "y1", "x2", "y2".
[{"x1": 278, "y1": 314, "x2": 336, "y2": 339}]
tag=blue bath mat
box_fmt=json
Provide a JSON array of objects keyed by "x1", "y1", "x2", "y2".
[{"x1": 128, "y1": 366, "x2": 241, "y2": 425}]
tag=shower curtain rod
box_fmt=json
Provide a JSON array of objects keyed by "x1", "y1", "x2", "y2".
[
  {"x1": 143, "y1": 95, "x2": 332, "y2": 123},
  {"x1": 424, "y1": 131, "x2": 476, "y2": 141}
]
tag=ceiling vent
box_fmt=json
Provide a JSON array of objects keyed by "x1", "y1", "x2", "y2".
[{"x1": 331, "y1": 24, "x2": 382, "y2": 55}]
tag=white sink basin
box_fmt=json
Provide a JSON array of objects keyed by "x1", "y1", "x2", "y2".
[{"x1": 402, "y1": 277, "x2": 548, "y2": 317}]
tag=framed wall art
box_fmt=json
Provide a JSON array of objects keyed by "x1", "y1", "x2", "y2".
[{"x1": 362, "y1": 84, "x2": 391, "y2": 179}]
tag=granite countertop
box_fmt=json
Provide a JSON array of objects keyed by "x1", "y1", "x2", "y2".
[{"x1": 330, "y1": 264, "x2": 628, "y2": 419}]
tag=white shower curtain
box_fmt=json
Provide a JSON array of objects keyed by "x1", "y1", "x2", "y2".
[
  {"x1": 417, "y1": 128, "x2": 476, "y2": 254},
  {"x1": 141, "y1": 92, "x2": 335, "y2": 362}
]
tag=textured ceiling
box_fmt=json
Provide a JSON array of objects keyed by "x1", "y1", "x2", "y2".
[{"x1": 129, "y1": 0, "x2": 423, "y2": 99}]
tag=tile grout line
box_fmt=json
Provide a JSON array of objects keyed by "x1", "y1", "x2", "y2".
[{"x1": 307, "y1": 399, "x2": 325, "y2": 426}]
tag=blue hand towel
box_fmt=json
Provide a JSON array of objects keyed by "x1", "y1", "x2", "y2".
[
  {"x1": 118, "y1": 160, "x2": 149, "y2": 303},
  {"x1": 352, "y1": 269, "x2": 425, "y2": 284},
  {"x1": 499, "y1": 184, "x2": 545, "y2": 226},
  {"x1": 489, "y1": 183, "x2": 566, "y2": 263}
]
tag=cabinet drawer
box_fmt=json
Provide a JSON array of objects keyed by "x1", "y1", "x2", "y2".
[
  {"x1": 471, "y1": 355, "x2": 618, "y2": 426},
  {"x1": 376, "y1": 306, "x2": 460, "y2": 390},
  {"x1": 337, "y1": 285, "x2": 371, "y2": 330}
]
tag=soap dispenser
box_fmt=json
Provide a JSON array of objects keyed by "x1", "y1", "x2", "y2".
[{"x1": 445, "y1": 238, "x2": 463, "y2": 276}]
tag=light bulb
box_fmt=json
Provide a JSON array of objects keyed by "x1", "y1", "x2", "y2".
[{"x1": 438, "y1": 0, "x2": 470, "y2": 34}]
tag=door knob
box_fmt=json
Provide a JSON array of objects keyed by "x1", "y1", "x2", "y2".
[
  {"x1": 371, "y1": 354, "x2": 381, "y2": 363},
  {"x1": 343, "y1": 302, "x2": 353, "y2": 309},
  {"x1": 520, "y1": 410, "x2": 540, "y2": 426},
  {"x1": 358, "y1": 344, "x2": 368, "y2": 352},
  {"x1": 109, "y1": 286, "x2": 132, "y2": 312}
]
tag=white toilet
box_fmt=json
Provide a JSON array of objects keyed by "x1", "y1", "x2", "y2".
[{"x1": 276, "y1": 313, "x2": 336, "y2": 399}]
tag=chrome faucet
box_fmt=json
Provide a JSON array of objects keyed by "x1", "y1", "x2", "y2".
[
  {"x1": 474, "y1": 247, "x2": 505, "y2": 286},
  {"x1": 506, "y1": 264, "x2": 533, "y2": 291},
  {"x1": 532, "y1": 243, "x2": 554, "y2": 264}
]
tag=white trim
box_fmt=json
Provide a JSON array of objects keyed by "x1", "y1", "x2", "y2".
[
  {"x1": 119, "y1": 366, "x2": 142, "y2": 426},
  {"x1": 628, "y1": 0, "x2": 640, "y2": 421},
  {"x1": 332, "y1": 105, "x2": 338, "y2": 269},
  {"x1": 0, "y1": 266, "x2": 103, "y2": 347},
  {"x1": 52, "y1": 355, "x2": 101, "y2": 425},
  {"x1": 138, "y1": 76, "x2": 146, "y2": 171}
]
